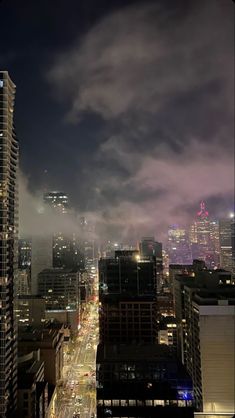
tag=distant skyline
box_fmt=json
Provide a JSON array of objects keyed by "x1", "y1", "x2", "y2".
[{"x1": 0, "y1": 0, "x2": 234, "y2": 241}]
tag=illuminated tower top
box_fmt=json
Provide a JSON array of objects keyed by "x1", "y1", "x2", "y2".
[{"x1": 197, "y1": 201, "x2": 209, "y2": 219}]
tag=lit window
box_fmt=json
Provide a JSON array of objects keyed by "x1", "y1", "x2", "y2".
[
  {"x1": 0, "y1": 80, "x2": 3, "y2": 88},
  {"x1": 154, "y1": 400, "x2": 164, "y2": 406}
]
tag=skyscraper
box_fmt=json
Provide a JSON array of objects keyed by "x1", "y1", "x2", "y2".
[
  {"x1": 167, "y1": 226, "x2": 192, "y2": 265},
  {"x1": 219, "y1": 217, "x2": 234, "y2": 273},
  {"x1": 0, "y1": 71, "x2": 18, "y2": 417},
  {"x1": 189, "y1": 202, "x2": 217, "y2": 268},
  {"x1": 43, "y1": 191, "x2": 69, "y2": 214},
  {"x1": 97, "y1": 250, "x2": 194, "y2": 418},
  {"x1": 99, "y1": 250, "x2": 157, "y2": 344}
]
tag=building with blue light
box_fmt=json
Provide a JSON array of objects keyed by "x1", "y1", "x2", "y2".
[{"x1": 96, "y1": 344, "x2": 194, "y2": 418}]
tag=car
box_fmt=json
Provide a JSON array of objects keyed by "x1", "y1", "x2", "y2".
[{"x1": 71, "y1": 392, "x2": 76, "y2": 398}]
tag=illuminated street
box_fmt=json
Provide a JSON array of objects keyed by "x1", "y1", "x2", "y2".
[{"x1": 56, "y1": 301, "x2": 99, "y2": 418}]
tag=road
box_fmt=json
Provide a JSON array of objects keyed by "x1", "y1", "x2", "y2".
[{"x1": 56, "y1": 301, "x2": 99, "y2": 418}]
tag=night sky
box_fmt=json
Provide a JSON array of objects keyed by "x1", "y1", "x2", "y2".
[{"x1": 0, "y1": 0, "x2": 234, "y2": 241}]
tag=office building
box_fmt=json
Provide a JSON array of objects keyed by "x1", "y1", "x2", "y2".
[
  {"x1": 43, "y1": 191, "x2": 84, "y2": 270},
  {"x1": 158, "y1": 316, "x2": 177, "y2": 351},
  {"x1": 97, "y1": 248, "x2": 195, "y2": 417},
  {"x1": 31, "y1": 236, "x2": 53, "y2": 294},
  {"x1": 219, "y1": 217, "x2": 233, "y2": 273},
  {"x1": 38, "y1": 268, "x2": 80, "y2": 311},
  {"x1": 167, "y1": 226, "x2": 192, "y2": 265},
  {"x1": 173, "y1": 266, "x2": 233, "y2": 364},
  {"x1": 16, "y1": 269, "x2": 30, "y2": 295},
  {"x1": 168, "y1": 259, "x2": 206, "y2": 289},
  {"x1": 96, "y1": 344, "x2": 194, "y2": 418},
  {"x1": 189, "y1": 202, "x2": 218, "y2": 268},
  {"x1": 232, "y1": 216, "x2": 235, "y2": 274},
  {"x1": 139, "y1": 236, "x2": 163, "y2": 288},
  {"x1": 173, "y1": 267, "x2": 235, "y2": 413},
  {"x1": 18, "y1": 238, "x2": 31, "y2": 269},
  {"x1": 15, "y1": 295, "x2": 46, "y2": 326},
  {"x1": 209, "y1": 220, "x2": 220, "y2": 267},
  {"x1": 43, "y1": 191, "x2": 69, "y2": 214},
  {"x1": 99, "y1": 250, "x2": 157, "y2": 344},
  {"x1": 0, "y1": 71, "x2": 18, "y2": 417},
  {"x1": 186, "y1": 290, "x2": 235, "y2": 413}
]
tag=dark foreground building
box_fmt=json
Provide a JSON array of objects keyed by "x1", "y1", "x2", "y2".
[
  {"x1": 99, "y1": 251, "x2": 157, "y2": 344},
  {"x1": 96, "y1": 344, "x2": 194, "y2": 418},
  {"x1": 97, "y1": 250, "x2": 194, "y2": 417}
]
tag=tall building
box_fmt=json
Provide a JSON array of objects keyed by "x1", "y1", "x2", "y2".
[
  {"x1": 187, "y1": 290, "x2": 235, "y2": 413},
  {"x1": 31, "y1": 236, "x2": 53, "y2": 294},
  {"x1": 167, "y1": 226, "x2": 192, "y2": 265},
  {"x1": 173, "y1": 268, "x2": 235, "y2": 413},
  {"x1": 97, "y1": 250, "x2": 194, "y2": 418},
  {"x1": 43, "y1": 191, "x2": 83, "y2": 270},
  {"x1": 37, "y1": 268, "x2": 80, "y2": 311},
  {"x1": 99, "y1": 250, "x2": 157, "y2": 344},
  {"x1": 231, "y1": 215, "x2": 235, "y2": 274},
  {"x1": 43, "y1": 191, "x2": 69, "y2": 214},
  {"x1": 139, "y1": 236, "x2": 163, "y2": 287},
  {"x1": 219, "y1": 217, "x2": 234, "y2": 273},
  {"x1": 189, "y1": 202, "x2": 218, "y2": 268},
  {"x1": 0, "y1": 71, "x2": 18, "y2": 416},
  {"x1": 96, "y1": 344, "x2": 194, "y2": 418}
]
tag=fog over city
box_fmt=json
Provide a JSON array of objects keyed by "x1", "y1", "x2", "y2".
[{"x1": 15, "y1": 0, "x2": 233, "y2": 242}]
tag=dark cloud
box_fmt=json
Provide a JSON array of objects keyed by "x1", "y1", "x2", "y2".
[
  {"x1": 44, "y1": 0, "x2": 234, "y2": 241},
  {"x1": 11, "y1": 0, "x2": 233, "y2": 243}
]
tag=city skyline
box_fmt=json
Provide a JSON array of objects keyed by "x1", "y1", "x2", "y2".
[
  {"x1": 0, "y1": 2, "x2": 234, "y2": 417},
  {"x1": 0, "y1": 0, "x2": 234, "y2": 242}
]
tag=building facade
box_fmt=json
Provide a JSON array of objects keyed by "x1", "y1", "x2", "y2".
[
  {"x1": 219, "y1": 218, "x2": 233, "y2": 273},
  {"x1": 38, "y1": 268, "x2": 80, "y2": 311},
  {"x1": 189, "y1": 202, "x2": 218, "y2": 268},
  {"x1": 187, "y1": 291, "x2": 235, "y2": 413},
  {"x1": 99, "y1": 250, "x2": 157, "y2": 344},
  {"x1": 96, "y1": 344, "x2": 194, "y2": 418},
  {"x1": 0, "y1": 71, "x2": 18, "y2": 417}
]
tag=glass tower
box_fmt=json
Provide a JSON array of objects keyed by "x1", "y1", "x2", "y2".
[{"x1": 0, "y1": 71, "x2": 18, "y2": 417}]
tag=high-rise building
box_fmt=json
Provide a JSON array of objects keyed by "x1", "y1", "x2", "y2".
[
  {"x1": 97, "y1": 251, "x2": 194, "y2": 418},
  {"x1": 189, "y1": 202, "x2": 218, "y2": 268},
  {"x1": 139, "y1": 236, "x2": 163, "y2": 288},
  {"x1": 43, "y1": 191, "x2": 84, "y2": 270},
  {"x1": 173, "y1": 268, "x2": 235, "y2": 413},
  {"x1": 31, "y1": 236, "x2": 53, "y2": 293},
  {"x1": 0, "y1": 71, "x2": 18, "y2": 416},
  {"x1": 18, "y1": 238, "x2": 31, "y2": 269},
  {"x1": 167, "y1": 226, "x2": 192, "y2": 265},
  {"x1": 43, "y1": 191, "x2": 69, "y2": 214},
  {"x1": 96, "y1": 344, "x2": 194, "y2": 418},
  {"x1": 186, "y1": 289, "x2": 235, "y2": 413},
  {"x1": 37, "y1": 268, "x2": 80, "y2": 311},
  {"x1": 99, "y1": 250, "x2": 157, "y2": 344},
  {"x1": 231, "y1": 215, "x2": 235, "y2": 274},
  {"x1": 219, "y1": 217, "x2": 234, "y2": 273}
]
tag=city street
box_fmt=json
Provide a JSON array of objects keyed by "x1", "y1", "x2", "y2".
[{"x1": 56, "y1": 302, "x2": 99, "y2": 418}]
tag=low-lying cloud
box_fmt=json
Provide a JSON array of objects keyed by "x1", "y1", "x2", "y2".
[{"x1": 28, "y1": 0, "x2": 234, "y2": 242}]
